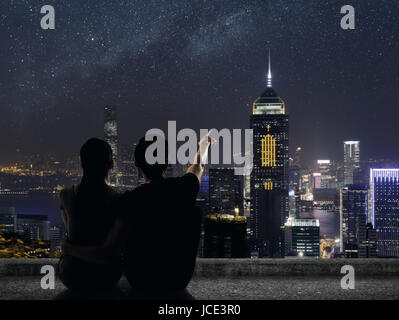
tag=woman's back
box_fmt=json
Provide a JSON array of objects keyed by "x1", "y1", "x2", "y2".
[
  {"x1": 60, "y1": 183, "x2": 119, "y2": 246},
  {"x1": 59, "y1": 182, "x2": 123, "y2": 292}
]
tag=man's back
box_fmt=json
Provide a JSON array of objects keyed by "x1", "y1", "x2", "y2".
[{"x1": 119, "y1": 173, "x2": 201, "y2": 292}]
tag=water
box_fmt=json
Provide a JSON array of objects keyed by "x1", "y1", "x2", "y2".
[
  {"x1": 1, "y1": 193, "x2": 341, "y2": 237},
  {"x1": 0, "y1": 192, "x2": 61, "y2": 225},
  {"x1": 301, "y1": 209, "x2": 340, "y2": 240}
]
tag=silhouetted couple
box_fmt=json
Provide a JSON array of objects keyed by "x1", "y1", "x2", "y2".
[{"x1": 59, "y1": 135, "x2": 209, "y2": 296}]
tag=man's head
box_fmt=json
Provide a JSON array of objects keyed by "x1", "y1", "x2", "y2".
[
  {"x1": 135, "y1": 136, "x2": 168, "y2": 181},
  {"x1": 80, "y1": 138, "x2": 113, "y2": 179}
]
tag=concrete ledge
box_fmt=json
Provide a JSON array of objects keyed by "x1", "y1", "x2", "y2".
[
  {"x1": 194, "y1": 259, "x2": 399, "y2": 277},
  {"x1": 1, "y1": 258, "x2": 399, "y2": 277}
]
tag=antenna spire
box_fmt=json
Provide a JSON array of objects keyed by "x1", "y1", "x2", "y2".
[{"x1": 267, "y1": 48, "x2": 272, "y2": 88}]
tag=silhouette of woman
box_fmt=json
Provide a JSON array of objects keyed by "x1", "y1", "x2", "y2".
[{"x1": 59, "y1": 138, "x2": 123, "y2": 292}]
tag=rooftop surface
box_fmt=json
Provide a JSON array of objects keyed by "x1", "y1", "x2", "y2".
[{"x1": 1, "y1": 259, "x2": 399, "y2": 300}]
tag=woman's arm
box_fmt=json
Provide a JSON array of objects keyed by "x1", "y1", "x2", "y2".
[
  {"x1": 62, "y1": 219, "x2": 129, "y2": 264},
  {"x1": 60, "y1": 189, "x2": 69, "y2": 234}
]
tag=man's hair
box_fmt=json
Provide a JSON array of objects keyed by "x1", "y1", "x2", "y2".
[
  {"x1": 135, "y1": 136, "x2": 168, "y2": 180},
  {"x1": 80, "y1": 138, "x2": 113, "y2": 177}
]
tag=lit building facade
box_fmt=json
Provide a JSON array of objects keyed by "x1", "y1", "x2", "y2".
[
  {"x1": 104, "y1": 106, "x2": 119, "y2": 186},
  {"x1": 16, "y1": 214, "x2": 50, "y2": 241},
  {"x1": 370, "y1": 169, "x2": 399, "y2": 257},
  {"x1": 339, "y1": 184, "x2": 371, "y2": 257},
  {"x1": 196, "y1": 174, "x2": 210, "y2": 217},
  {"x1": 284, "y1": 218, "x2": 320, "y2": 257},
  {"x1": 209, "y1": 168, "x2": 243, "y2": 216},
  {"x1": 250, "y1": 50, "x2": 289, "y2": 257},
  {"x1": 344, "y1": 141, "x2": 360, "y2": 186},
  {"x1": 49, "y1": 224, "x2": 65, "y2": 251},
  {"x1": 316, "y1": 160, "x2": 337, "y2": 189},
  {"x1": 119, "y1": 143, "x2": 138, "y2": 190}
]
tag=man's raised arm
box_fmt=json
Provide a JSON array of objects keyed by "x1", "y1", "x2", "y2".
[{"x1": 186, "y1": 134, "x2": 213, "y2": 183}]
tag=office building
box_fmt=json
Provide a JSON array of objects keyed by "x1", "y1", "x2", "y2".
[
  {"x1": 285, "y1": 218, "x2": 320, "y2": 257},
  {"x1": 250, "y1": 50, "x2": 289, "y2": 258},
  {"x1": 209, "y1": 168, "x2": 243, "y2": 216},
  {"x1": 0, "y1": 207, "x2": 17, "y2": 233},
  {"x1": 49, "y1": 225, "x2": 65, "y2": 251},
  {"x1": 203, "y1": 214, "x2": 248, "y2": 258},
  {"x1": 16, "y1": 214, "x2": 50, "y2": 241},
  {"x1": 358, "y1": 214, "x2": 377, "y2": 258},
  {"x1": 119, "y1": 143, "x2": 138, "y2": 190},
  {"x1": 370, "y1": 169, "x2": 399, "y2": 257},
  {"x1": 344, "y1": 141, "x2": 360, "y2": 186},
  {"x1": 104, "y1": 106, "x2": 119, "y2": 186},
  {"x1": 339, "y1": 184, "x2": 371, "y2": 257}
]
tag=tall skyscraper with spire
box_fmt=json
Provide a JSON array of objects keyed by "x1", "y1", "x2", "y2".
[
  {"x1": 104, "y1": 105, "x2": 119, "y2": 186},
  {"x1": 250, "y1": 50, "x2": 289, "y2": 258}
]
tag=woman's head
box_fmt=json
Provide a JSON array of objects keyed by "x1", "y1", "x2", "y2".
[
  {"x1": 80, "y1": 138, "x2": 113, "y2": 180},
  {"x1": 135, "y1": 136, "x2": 168, "y2": 181}
]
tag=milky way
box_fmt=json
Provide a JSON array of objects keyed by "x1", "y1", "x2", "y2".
[{"x1": 0, "y1": 0, "x2": 398, "y2": 165}]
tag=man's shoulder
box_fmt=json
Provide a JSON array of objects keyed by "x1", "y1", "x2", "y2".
[
  {"x1": 105, "y1": 185, "x2": 121, "y2": 199},
  {"x1": 121, "y1": 185, "x2": 147, "y2": 201},
  {"x1": 166, "y1": 173, "x2": 200, "y2": 197}
]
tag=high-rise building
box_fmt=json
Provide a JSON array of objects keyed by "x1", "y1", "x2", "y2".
[
  {"x1": 370, "y1": 169, "x2": 399, "y2": 258},
  {"x1": 49, "y1": 224, "x2": 65, "y2": 251},
  {"x1": 284, "y1": 218, "x2": 320, "y2": 257},
  {"x1": 119, "y1": 143, "x2": 138, "y2": 190},
  {"x1": 203, "y1": 214, "x2": 248, "y2": 258},
  {"x1": 104, "y1": 106, "x2": 119, "y2": 186},
  {"x1": 316, "y1": 160, "x2": 337, "y2": 189},
  {"x1": 343, "y1": 141, "x2": 360, "y2": 186},
  {"x1": 0, "y1": 207, "x2": 17, "y2": 233},
  {"x1": 250, "y1": 50, "x2": 289, "y2": 257},
  {"x1": 209, "y1": 168, "x2": 243, "y2": 215},
  {"x1": 16, "y1": 214, "x2": 50, "y2": 241},
  {"x1": 196, "y1": 174, "x2": 210, "y2": 217},
  {"x1": 289, "y1": 166, "x2": 300, "y2": 218},
  {"x1": 339, "y1": 184, "x2": 372, "y2": 257},
  {"x1": 293, "y1": 147, "x2": 303, "y2": 168},
  {"x1": 358, "y1": 215, "x2": 377, "y2": 258}
]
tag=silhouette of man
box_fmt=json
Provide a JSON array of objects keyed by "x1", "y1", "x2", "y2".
[{"x1": 63, "y1": 135, "x2": 210, "y2": 293}]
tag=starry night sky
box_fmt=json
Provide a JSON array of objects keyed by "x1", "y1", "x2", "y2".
[{"x1": 0, "y1": 0, "x2": 398, "y2": 166}]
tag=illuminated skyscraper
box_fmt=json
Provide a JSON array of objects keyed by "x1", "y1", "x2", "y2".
[
  {"x1": 343, "y1": 141, "x2": 360, "y2": 186},
  {"x1": 370, "y1": 169, "x2": 399, "y2": 257},
  {"x1": 284, "y1": 218, "x2": 320, "y2": 257},
  {"x1": 339, "y1": 184, "x2": 370, "y2": 257},
  {"x1": 119, "y1": 143, "x2": 138, "y2": 190},
  {"x1": 104, "y1": 106, "x2": 119, "y2": 186},
  {"x1": 250, "y1": 50, "x2": 289, "y2": 257}
]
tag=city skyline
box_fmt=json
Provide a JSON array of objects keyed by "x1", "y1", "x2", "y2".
[{"x1": 1, "y1": 1, "x2": 398, "y2": 166}]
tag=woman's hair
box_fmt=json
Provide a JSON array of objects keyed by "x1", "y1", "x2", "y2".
[
  {"x1": 135, "y1": 136, "x2": 168, "y2": 180},
  {"x1": 80, "y1": 138, "x2": 113, "y2": 179}
]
